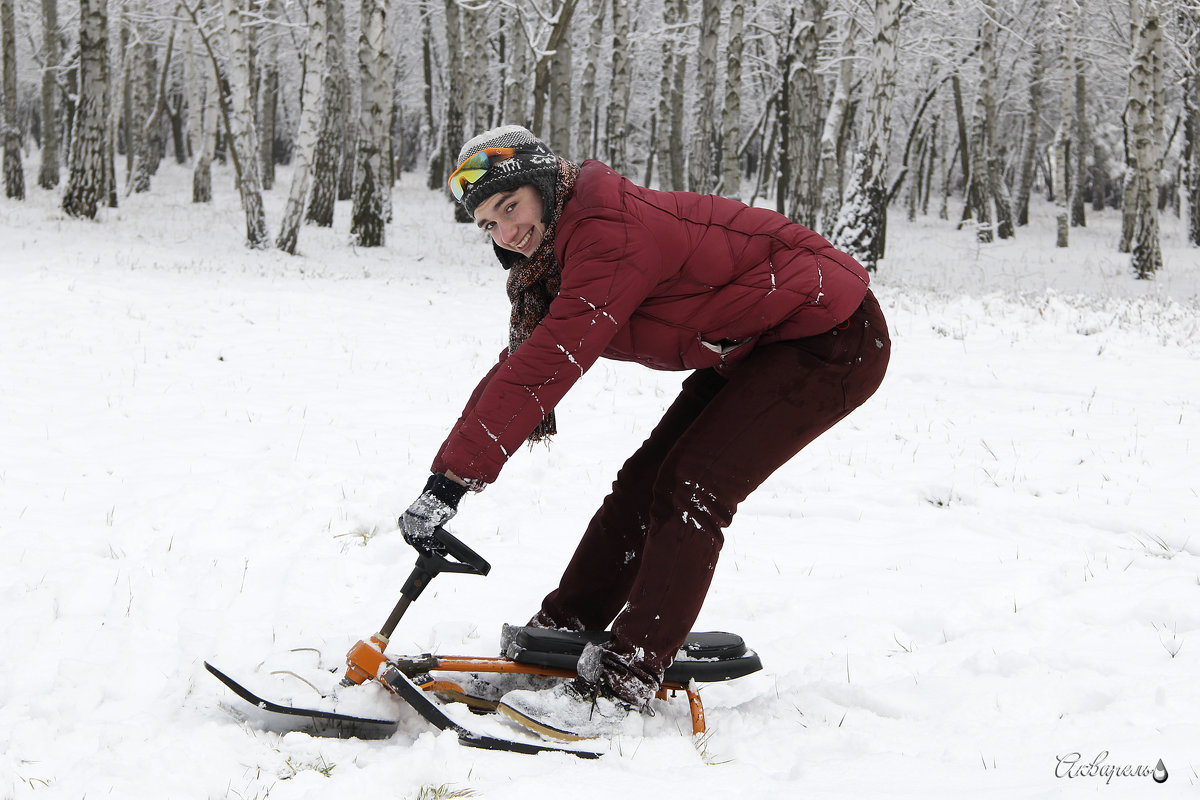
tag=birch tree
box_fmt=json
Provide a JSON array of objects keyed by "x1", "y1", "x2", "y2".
[
  {"x1": 38, "y1": 0, "x2": 61, "y2": 189},
  {"x1": 1053, "y1": 0, "x2": 1075, "y2": 248},
  {"x1": 720, "y1": 0, "x2": 745, "y2": 200},
  {"x1": 277, "y1": 0, "x2": 326, "y2": 254},
  {"x1": 2, "y1": 0, "x2": 25, "y2": 199},
  {"x1": 606, "y1": 0, "x2": 630, "y2": 173},
  {"x1": 184, "y1": 18, "x2": 217, "y2": 202},
  {"x1": 351, "y1": 0, "x2": 391, "y2": 247},
  {"x1": 549, "y1": 1, "x2": 573, "y2": 157},
  {"x1": 1014, "y1": 34, "x2": 1044, "y2": 226},
  {"x1": 832, "y1": 0, "x2": 904, "y2": 271},
  {"x1": 818, "y1": 15, "x2": 856, "y2": 236},
  {"x1": 63, "y1": 0, "x2": 110, "y2": 218},
  {"x1": 307, "y1": 0, "x2": 348, "y2": 226},
  {"x1": 687, "y1": 0, "x2": 720, "y2": 194},
  {"x1": 982, "y1": 0, "x2": 1013, "y2": 240},
  {"x1": 222, "y1": 0, "x2": 269, "y2": 247},
  {"x1": 656, "y1": 0, "x2": 686, "y2": 190},
  {"x1": 576, "y1": 0, "x2": 604, "y2": 158},
  {"x1": 1120, "y1": 0, "x2": 1165, "y2": 278},
  {"x1": 1180, "y1": 2, "x2": 1199, "y2": 246},
  {"x1": 784, "y1": 0, "x2": 825, "y2": 227}
]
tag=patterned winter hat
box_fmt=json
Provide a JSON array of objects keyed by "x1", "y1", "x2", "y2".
[{"x1": 452, "y1": 125, "x2": 560, "y2": 221}]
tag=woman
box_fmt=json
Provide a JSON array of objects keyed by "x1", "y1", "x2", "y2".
[{"x1": 400, "y1": 125, "x2": 890, "y2": 741}]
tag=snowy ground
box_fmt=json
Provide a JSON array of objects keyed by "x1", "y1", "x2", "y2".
[{"x1": 2, "y1": 164, "x2": 1198, "y2": 799}]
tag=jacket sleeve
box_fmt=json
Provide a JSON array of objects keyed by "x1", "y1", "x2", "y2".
[{"x1": 434, "y1": 214, "x2": 660, "y2": 484}]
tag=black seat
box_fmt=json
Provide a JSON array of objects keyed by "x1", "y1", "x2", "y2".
[{"x1": 505, "y1": 627, "x2": 763, "y2": 684}]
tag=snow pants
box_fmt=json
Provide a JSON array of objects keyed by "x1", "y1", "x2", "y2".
[{"x1": 532, "y1": 289, "x2": 892, "y2": 705}]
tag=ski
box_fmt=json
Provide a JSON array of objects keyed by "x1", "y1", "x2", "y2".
[
  {"x1": 206, "y1": 660, "x2": 601, "y2": 758},
  {"x1": 376, "y1": 663, "x2": 601, "y2": 758},
  {"x1": 205, "y1": 662, "x2": 399, "y2": 740}
]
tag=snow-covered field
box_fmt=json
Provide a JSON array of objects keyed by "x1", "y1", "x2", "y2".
[{"x1": 2, "y1": 164, "x2": 1198, "y2": 799}]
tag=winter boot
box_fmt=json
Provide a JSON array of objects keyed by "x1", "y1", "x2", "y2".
[
  {"x1": 430, "y1": 671, "x2": 563, "y2": 712},
  {"x1": 497, "y1": 677, "x2": 645, "y2": 741}
]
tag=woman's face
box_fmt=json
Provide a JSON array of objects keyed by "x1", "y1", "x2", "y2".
[{"x1": 473, "y1": 185, "x2": 546, "y2": 256}]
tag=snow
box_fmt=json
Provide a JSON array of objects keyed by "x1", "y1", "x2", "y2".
[{"x1": 2, "y1": 164, "x2": 1198, "y2": 798}]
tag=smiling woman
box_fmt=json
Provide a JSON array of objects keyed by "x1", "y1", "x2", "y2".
[{"x1": 397, "y1": 123, "x2": 890, "y2": 742}]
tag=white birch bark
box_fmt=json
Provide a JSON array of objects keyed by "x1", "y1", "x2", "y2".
[
  {"x1": 307, "y1": 0, "x2": 347, "y2": 226},
  {"x1": 37, "y1": 0, "x2": 61, "y2": 189},
  {"x1": 1185, "y1": 6, "x2": 1200, "y2": 246},
  {"x1": 720, "y1": 0, "x2": 744, "y2": 200},
  {"x1": 832, "y1": 0, "x2": 903, "y2": 271},
  {"x1": 351, "y1": 0, "x2": 391, "y2": 246},
  {"x1": 62, "y1": 0, "x2": 109, "y2": 217},
  {"x1": 1014, "y1": 29, "x2": 1045, "y2": 226},
  {"x1": 221, "y1": 0, "x2": 269, "y2": 246},
  {"x1": 2, "y1": 0, "x2": 25, "y2": 199},
  {"x1": 687, "y1": 0, "x2": 720, "y2": 194},
  {"x1": 606, "y1": 0, "x2": 630, "y2": 173},
  {"x1": 577, "y1": 0, "x2": 604, "y2": 158},
  {"x1": 1053, "y1": 0, "x2": 1075, "y2": 248},
  {"x1": 277, "y1": 0, "x2": 326, "y2": 254},
  {"x1": 818, "y1": 16, "x2": 856, "y2": 236},
  {"x1": 1122, "y1": 0, "x2": 1164, "y2": 277}
]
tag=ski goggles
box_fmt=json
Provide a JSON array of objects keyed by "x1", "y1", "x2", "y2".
[{"x1": 448, "y1": 147, "x2": 518, "y2": 202}]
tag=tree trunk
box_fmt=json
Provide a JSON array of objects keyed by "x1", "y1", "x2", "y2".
[
  {"x1": 606, "y1": 0, "x2": 630, "y2": 173},
  {"x1": 1070, "y1": 47, "x2": 1087, "y2": 226},
  {"x1": 308, "y1": 0, "x2": 347, "y2": 225},
  {"x1": 656, "y1": 0, "x2": 683, "y2": 189},
  {"x1": 37, "y1": 0, "x2": 61, "y2": 189},
  {"x1": 818, "y1": 17, "x2": 856, "y2": 236},
  {"x1": 259, "y1": 4, "x2": 279, "y2": 192},
  {"x1": 1123, "y1": 0, "x2": 1164, "y2": 278},
  {"x1": 577, "y1": 0, "x2": 603, "y2": 159},
  {"x1": 185, "y1": 20, "x2": 216, "y2": 203},
  {"x1": 981, "y1": 0, "x2": 1013, "y2": 239},
  {"x1": 1185, "y1": 6, "x2": 1200, "y2": 246},
  {"x1": 277, "y1": 0, "x2": 326, "y2": 254},
  {"x1": 130, "y1": 2, "x2": 154, "y2": 194},
  {"x1": 351, "y1": 0, "x2": 391, "y2": 247},
  {"x1": 2, "y1": 0, "x2": 26, "y2": 199},
  {"x1": 832, "y1": 0, "x2": 902, "y2": 271},
  {"x1": 221, "y1": 0, "x2": 269, "y2": 247},
  {"x1": 1014, "y1": 35, "x2": 1044, "y2": 226},
  {"x1": 786, "y1": 0, "x2": 825, "y2": 226},
  {"x1": 720, "y1": 0, "x2": 744, "y2": 200},
  {"x1": 1053, "y1": 0, "x2": 1074, "y2": 248},
  {"x1": 967, "y1": 45, "x2": 993, "y2": 242},
  {"x1": 62, "y1": 0, "x2": 109, "y2": 217},
  {"x1": 687, "y1": 0, "x2": 720, "y2": 194},
  {"x1": 549, "y1": 1, "x2": 573, "y2": 158}
]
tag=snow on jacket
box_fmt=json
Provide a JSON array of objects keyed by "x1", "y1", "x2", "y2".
[{"x1": 432, "y1": 160, "x2": 871, "y2": 484}]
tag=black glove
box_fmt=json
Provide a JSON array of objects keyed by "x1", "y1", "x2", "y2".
[{"x1": 400, "y1": 473, "x2": 470, "y2": 555}]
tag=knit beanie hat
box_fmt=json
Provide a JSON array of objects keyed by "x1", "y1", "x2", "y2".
[{"x1": 453, "y1": 125, "x2": 560, "y2": 222}]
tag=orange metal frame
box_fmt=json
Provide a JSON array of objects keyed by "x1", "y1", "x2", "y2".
[{"x1": 346, "y1": 639, "x2": 707, "y2": 735}]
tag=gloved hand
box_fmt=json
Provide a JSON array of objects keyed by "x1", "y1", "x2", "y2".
[{"x1": 400, "y1": 473, "x2": 470, "y2": 555}]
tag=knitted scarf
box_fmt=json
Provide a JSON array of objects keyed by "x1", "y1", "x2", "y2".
[{"x1": 505, "y1": 158, "x2": 581, "y2": 442}]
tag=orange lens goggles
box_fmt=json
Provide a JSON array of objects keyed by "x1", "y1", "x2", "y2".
[{"x1": 448, "y1": 147, "x2": 518, "y2": 201}]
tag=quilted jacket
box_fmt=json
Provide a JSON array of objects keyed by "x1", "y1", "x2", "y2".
[{"x1": 432, "y1": 160, "x2": 871, "y2": 484}]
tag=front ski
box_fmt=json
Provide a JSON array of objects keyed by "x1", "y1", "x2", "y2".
[
  {"x1": 376, "y1": 663, "x2": 600, "y2": 758},
  {"x1": 206, "y1": 661, "x2": 600, "y2": 758},
  {"x1": 205, "y1": 662, "x2": 399, "y2": 740}
]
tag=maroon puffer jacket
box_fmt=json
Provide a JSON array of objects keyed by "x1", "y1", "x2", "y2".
[{"x1": 432, "y1": 160, "x2": 870, "y2": 484}]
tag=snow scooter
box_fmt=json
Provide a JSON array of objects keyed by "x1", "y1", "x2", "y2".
[{"x1": 206, "y1": 527, "x2": 762, "y2": 758}]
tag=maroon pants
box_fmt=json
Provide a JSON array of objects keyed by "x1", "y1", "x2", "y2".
[{"x1": 533, "y1": 290, "x2": 891, "y2": 703}]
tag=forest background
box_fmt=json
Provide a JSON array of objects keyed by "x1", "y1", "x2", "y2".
[{"x1": 0, "y1": 0, "x2": 1198, "y2": 275}]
